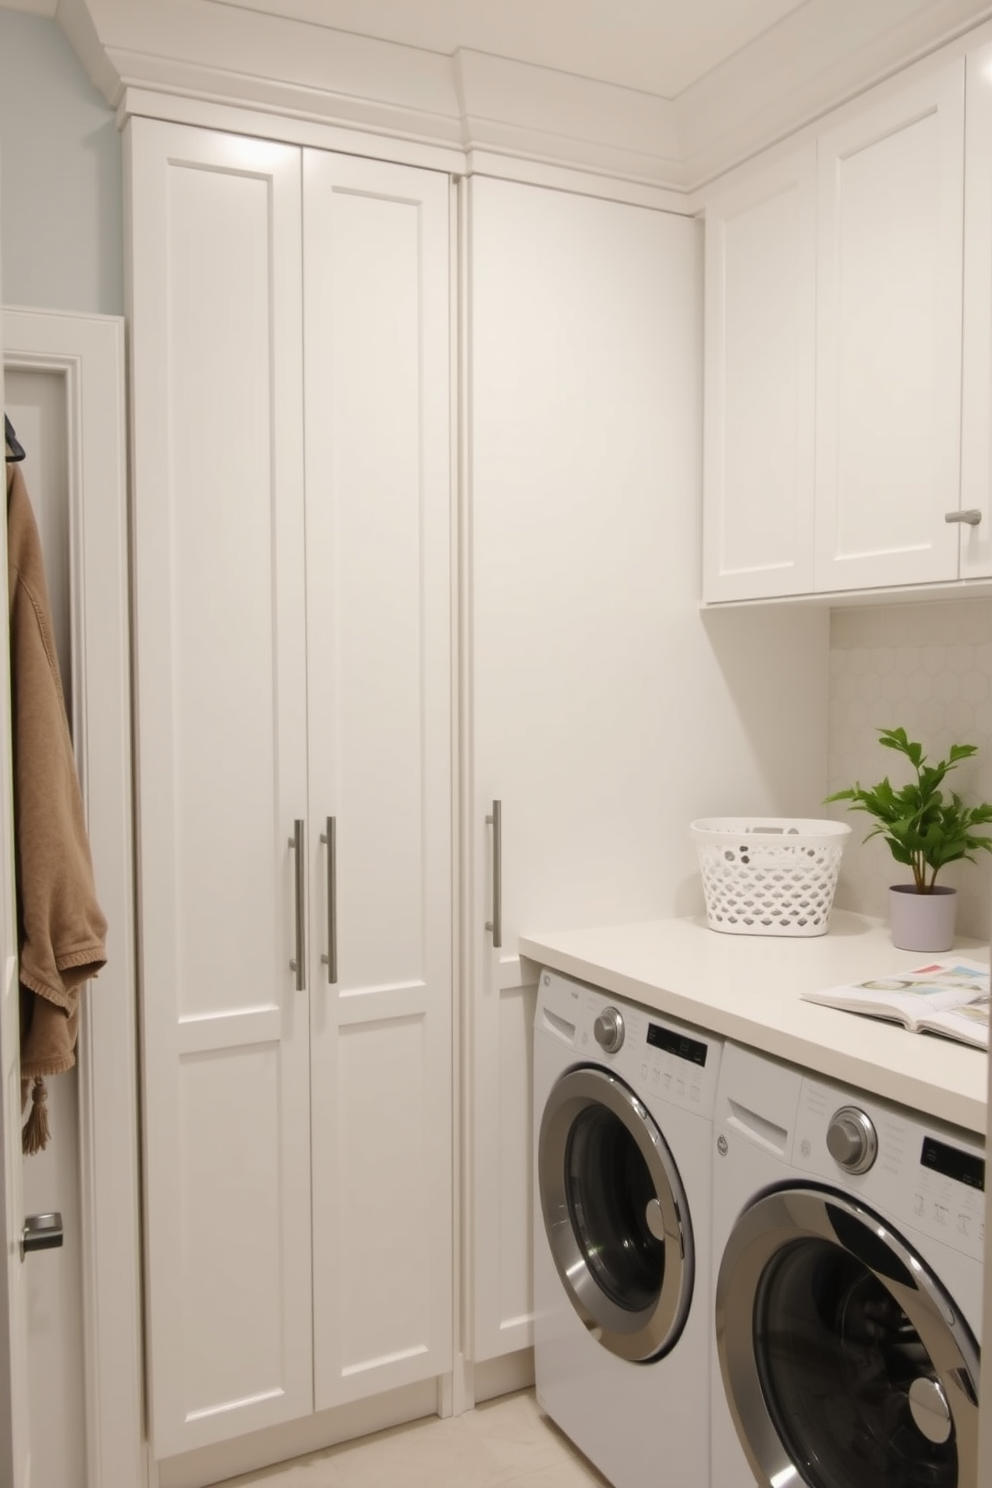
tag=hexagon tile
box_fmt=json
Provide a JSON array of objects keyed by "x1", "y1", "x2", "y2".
[{"x1": 828, "y1": 600, "x2": 992, "y2": 941}]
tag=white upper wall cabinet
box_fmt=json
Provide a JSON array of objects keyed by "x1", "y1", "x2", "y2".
[
  {"x1": 128, "y1": 118, "x2": 452, "y2": 1459},
  {"x1": 814, "y1": 63, "x2": 965, "y2": 593},
  {"x1": 701, "y1": 57, "x2": 992, "y2": 603},
  {"x1": 703, "y1": 146, "x2": 817, "y2": 602}
]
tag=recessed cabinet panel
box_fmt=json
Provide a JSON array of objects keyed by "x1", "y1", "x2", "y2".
[
  {"x1": 337, "y1": 1016, "x2": 434, "y2": 1374},
  {"x1": 128, "y1": 119, "x2": 312, "y2": 1455},
  {"x1": 703, "y1": 148, "x2": 816, "y2": 601},
  {"x1": 167, "y1": 164, "x2": 285, "y2": 1020},
  {"x1": 814, "y1": 65, "x2": 964, "y2": 591},
  {"x1": 179, "y1": 1047, "x2": 285, "y2": 1416}
]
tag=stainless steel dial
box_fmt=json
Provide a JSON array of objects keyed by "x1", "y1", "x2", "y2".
[
  {"x1": 593, "y1": 1007, "x2": 625, "y2": 1053},
  {"x1": 826, "y1": 1105, "x2": 878, "y2": 1174}
]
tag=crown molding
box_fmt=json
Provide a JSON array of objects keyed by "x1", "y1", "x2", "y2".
[
  {"x1": 50, "y1": 0, "x2": 992, "y2": 195},
  {"x1": 679, "y1": 0, "x2": 992, "y2": 190}
]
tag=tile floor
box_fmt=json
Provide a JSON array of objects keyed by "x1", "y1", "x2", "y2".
[{"x1": 219, "y1": 1390, "x2": 610, "y2": 1488}]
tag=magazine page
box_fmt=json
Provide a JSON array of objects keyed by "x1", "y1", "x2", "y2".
[
  {"x1": 918, "y1": 999, "x2": 989, "y2": 1050},
  {"x1": 801, "y1": 958, "x2": 990, "y2": 1034}
]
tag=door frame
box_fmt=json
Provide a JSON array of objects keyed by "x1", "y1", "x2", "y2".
[{"x1": 3, "y1": 306, "x2": 143, "y2": 1488}]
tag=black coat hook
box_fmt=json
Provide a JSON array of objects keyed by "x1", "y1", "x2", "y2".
[{"x1": 5, "y1": 415, "x2": 25, "y2": 463}]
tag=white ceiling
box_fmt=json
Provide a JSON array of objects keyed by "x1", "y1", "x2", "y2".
[{"x1": 208, "y1": 0, "x2": 810, "y2": 99}]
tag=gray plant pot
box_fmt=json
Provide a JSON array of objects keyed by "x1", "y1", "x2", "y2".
[{"x1": 889, "y1": 884, "x2": 958, "y2": 953}]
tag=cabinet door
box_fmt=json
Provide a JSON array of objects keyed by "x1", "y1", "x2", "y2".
[
  {"x1": 303, "y1": 151, "x2": 453, "y2": 1410},
  {"x1": 467, "y1": 178, "x2": 701, "y2": 1362},
  {"x1": 703, "y1": 146, "x2": 817, "y2": 601},
  {"x1": 960, "y1": 45, "x2": 992, "y2": 580},
  {"x1": 814, "y1": 65, "x2": 965, "y2": 592},
  {"x1": 127, "y1": 120, "x2": 312, "y2": 1456}
]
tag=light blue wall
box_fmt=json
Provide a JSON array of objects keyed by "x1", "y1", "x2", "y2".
[{"x1": 0, "y1": 10, "x2": 122, "y2": 314}]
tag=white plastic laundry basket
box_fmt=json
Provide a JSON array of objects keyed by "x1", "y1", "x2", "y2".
[{"x1": 690, "y1": 818, "x2": 850, "y2": 937}]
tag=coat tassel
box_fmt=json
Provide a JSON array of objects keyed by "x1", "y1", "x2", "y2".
[{"x1": 22, "y1": 1076, "x2": 50, "y2": 1155}]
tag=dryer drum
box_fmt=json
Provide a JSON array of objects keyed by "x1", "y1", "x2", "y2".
[
  {"x1": 538, "y1": 1065, "x2": 694, "y2": 1363},
  {"x1": 715, "y1": 1187, "x2": 980, "y2": 1488}
]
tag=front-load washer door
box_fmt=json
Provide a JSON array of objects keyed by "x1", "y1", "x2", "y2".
[
  {"x1": 538, "y1": 1065, "x2": 694, "y2": 1362},
  {"x1": 716, "y1": 1187, "x2": 980, "y2": 1488}
]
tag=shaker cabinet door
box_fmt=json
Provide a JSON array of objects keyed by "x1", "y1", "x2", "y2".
[
  {"x1": 467, "y1": 177, "x2": 702, "y2": 1362},
  {"x1": 128, "y1": 119, "x2": 313, "y2": 1456},
  {"x1": 703, "y1": 146, "x2": 817, "y2": 602},
  {"x1": 303, "y1": 150, "x2": 453, "y2": 1412},
  {"x1": 814, "y1": 64, "x2": 965, "y2": 592}
]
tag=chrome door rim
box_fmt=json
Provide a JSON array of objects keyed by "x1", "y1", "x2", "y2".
[
  {"x1": 538, "y1": 1065, "x2": 693, "y2": 1362},
  {"x1": 715, "y1": 1185, "x2": 980, "y2": 1488}
]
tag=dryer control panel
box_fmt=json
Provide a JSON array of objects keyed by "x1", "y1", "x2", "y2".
[{"x1": 794, "y1": 1078, "x2": 986, "y2": 1266}]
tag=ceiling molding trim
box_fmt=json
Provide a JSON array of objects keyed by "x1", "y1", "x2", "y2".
[
  {"x1": 53, "y1": 0, "x2": 992, "y2": 198},
  {"x1": 679, "y1": 0, "x2": 992, "y2": 189}
]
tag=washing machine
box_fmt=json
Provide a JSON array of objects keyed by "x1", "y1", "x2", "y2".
[
  {"x1": 711, "y1": 1041, "x2": 984, "y2": 1488},
  {"x1": 534, "y1": 968, "x2": 722, "y2": 1488}
]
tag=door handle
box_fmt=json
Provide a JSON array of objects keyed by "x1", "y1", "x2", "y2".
[
  {"x1": 22, "y1": 1212, "x2": 63, "y2": 1257},
  {"x1": 945, "y1": 509, "x2": 982, "y2": 525},
  {"x1": 485, "y1": 799, "x2": 502, "y2": 949},
  {"x1": 320, "y1": 816, "x2": 337, "y2": 984},
  {"x1": 289, "y1": 819, "x2": 306, "y2": 991}
]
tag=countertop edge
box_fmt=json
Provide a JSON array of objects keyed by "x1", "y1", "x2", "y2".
[{"x1": 518, "y1": 920, "x2": 989, "y2": 1137}]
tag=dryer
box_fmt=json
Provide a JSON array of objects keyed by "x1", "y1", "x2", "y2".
[
  {"x1": 534, "y1": 968, "x2": 722, "y2": 1488},
  {"x1": 711, "y1": 1041, "x2": 984, "y2": 1488}
]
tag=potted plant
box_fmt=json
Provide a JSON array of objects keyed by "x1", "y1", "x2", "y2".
[{"x1": 825, "y1": 727, "x2": 992, "y2": 952}]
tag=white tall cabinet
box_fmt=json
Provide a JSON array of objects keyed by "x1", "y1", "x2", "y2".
[{"x1": 127, "y1": 118, "x2": 452, "y2": 1459}]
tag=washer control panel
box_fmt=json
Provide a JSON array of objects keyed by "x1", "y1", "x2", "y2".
[
  {"x1": 794, "y1": 1078, "x2": 985, "y2": 1264},
  {"x1": 536, "y1": 969, "x2": 722, "y2": 1116}
]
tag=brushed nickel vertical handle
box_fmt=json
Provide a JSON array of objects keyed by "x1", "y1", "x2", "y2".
[
  {"x1": 320, "y1": 816, "x2": 337, "y2": 984},
  {"x1": 485, "y1": 799, "x2": 502, "y2": 949},
  {"x1": 289, "y1": 819, "x2": 305, "y2": 991}
]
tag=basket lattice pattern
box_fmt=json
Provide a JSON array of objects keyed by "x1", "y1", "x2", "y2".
[{"x1": 691, "y1": 819, "x2": 849, "y2": 938}]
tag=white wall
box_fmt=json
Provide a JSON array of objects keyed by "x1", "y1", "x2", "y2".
[
  {"x1": 828, "y1": 598, "x2": 992, "y2": 940},
  {"x1": 0, "y1": 9, "x2": 122, "y2": 315}
]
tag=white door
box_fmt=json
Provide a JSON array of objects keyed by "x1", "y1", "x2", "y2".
[
  {"x1": 303, "y1": 150, "x2": 453, "y2": 1410},
  {"x1": 127, "y1": 119, "x2": 312, "y2": 1457},
  {"x1": 0, "y1": 361, "x2": 31, "y2": 1485},
  {"x1": 467, "y1": 178, "x2": 702, "y2": 1362},
  {"x1": 814, "y1": 63, "x2": 965, "y2": 592},
  {"x1": 702, "y1": 145, "x2": 817, "y2": 602}
]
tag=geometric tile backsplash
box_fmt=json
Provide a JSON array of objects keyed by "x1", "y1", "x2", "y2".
[{"x1": 828, "y1": 599, "x2": 992, "y2": 941}]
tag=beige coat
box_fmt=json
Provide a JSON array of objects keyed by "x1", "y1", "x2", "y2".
[{"x1": 7, "y1": 460, "x2": 106, "y2": 1102}]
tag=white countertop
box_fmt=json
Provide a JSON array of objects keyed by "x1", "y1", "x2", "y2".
[{"x1": 518, "y1": 911, "x2": 990, "y2": 1136}]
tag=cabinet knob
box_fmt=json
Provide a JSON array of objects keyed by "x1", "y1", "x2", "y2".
[{"x1": 944, "y1": 509, "x2": 982, "y2": 526}]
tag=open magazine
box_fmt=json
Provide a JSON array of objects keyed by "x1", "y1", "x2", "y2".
[{"x1": 800, "y1": 958, "x2": 990, "y2": 1050}]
